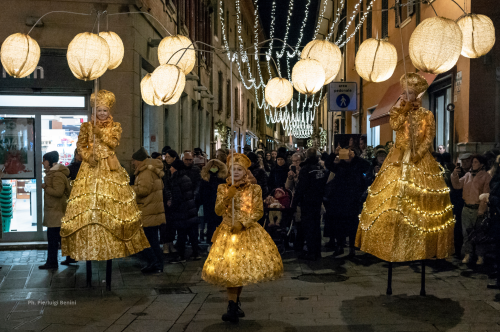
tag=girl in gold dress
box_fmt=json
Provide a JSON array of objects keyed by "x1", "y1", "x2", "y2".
[
  {"x1": 202, "y1": 153, "x2": 283, "y2": 323},
  {"x1": 61, "y1": 90, "x2": 150, "y2": 261},
  {"x1": 356, "y1": 73, "x2": 455, "y2": 262}
]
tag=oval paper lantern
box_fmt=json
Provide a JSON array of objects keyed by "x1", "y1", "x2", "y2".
[
  {"x1": 151, "y1": 64, "x2": 185, "y2": 105},
  {"x1": 291, "y1": 59, "x2": 325, "y2": 95},
  {"x1": 99, "y1": 31, "x2": 124, "y2": 70},
  {"x1": 355, "y1": 38, "x2": 397, "y2": 83},
  {"x1": 265, "y1": 77, "x2": 294, "y2": 108},
  {"x1": 0, "y1": 33, "x2": 40, "y2": 78},
  {"x1": 301, "y1": 40, "x2": 342, "y2": 85},
  {"x1": 457, "y1": 14, "x2": 496, "y2": 58},
  {"x1": 67, "y1": 32, "x2": 110, "y2": 81},
  {"x1": 409, "y1": 17, "x2": 463, "y2": 74},
  {"x1": 158, "y1": 35, "x2": 196, "y2": 75},
  {"x1": 141, "y1": 73, "x2": 163, "y2": 106}
]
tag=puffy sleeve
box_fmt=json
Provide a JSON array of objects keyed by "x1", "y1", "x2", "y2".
[
  {"x1": 215, "y1": 184, "x2": 228, "y2": 217},
  {"x1": 99, "y1": 122, "x2": 122, "y2": 150},
  {"x1": 132, "y1": 170, "x2": 154, "y2": 198},
  {"x1": 45, "y1": 174, "x2": 68, "y2": 198},
  {"x1": 242, "y1": 185, "x2": 263, "y2": 228},
  {"x1": 77, "y1": 122, "x2": 92, "y2": 162},
  {"x1": 414, "y1": 110, "x2": 436, "y2": 163},
  {"x1": 390, "y1": 105, "x2": 407, "y2": 131}
]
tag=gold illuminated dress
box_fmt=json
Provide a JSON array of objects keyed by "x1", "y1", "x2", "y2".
[
  {"x1": 61, "y1": 90, "x2": 150, "y2": 261},
  {"x1": 355, "y1": 73, "x2": 455, "y2": 262},
  {"x1": 202, "y1": 153, "x2": 283, "y2": 287}
]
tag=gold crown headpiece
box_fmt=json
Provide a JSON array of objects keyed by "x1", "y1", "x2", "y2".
[
  {"x1": 90, "y1": 89, "x2": 116, "y2": 110},
  {"x1": 400, "y1": 73, "x2": 429, "y2": 95},
  {"x1": 227, "y1": 153, "x2": 251, "y2": 170}
]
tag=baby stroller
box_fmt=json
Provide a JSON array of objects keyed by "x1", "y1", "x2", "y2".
[{"x1": 263, "y1": 187, "x2": 295, "y2": 254}]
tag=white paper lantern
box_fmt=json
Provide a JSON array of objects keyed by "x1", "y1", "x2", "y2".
[
  {"x1": 67, "y1": 32, "x2": 110, "y2": 81},
  {"x1": 291, "y1": 59, "x2": 325, "y2": 95},
  {"x1": 409, "y1": 17, "x2": 463, "y2": 74},
  {"x1": 301, "y1": 40, "x2": 342, "y2": 85},
  {"x1": 151, "y1": 64, "x2": 185, "y2": 105},
  {"x1": 99, "y1": 31, "x2": 124, "y2": 70},
  {"x1": 265, "y1": 77, "x2": 294, "y2": 108},
  {"x1": 0, "y1": 33, "x2": 40, "y2": 78},
  {"x1": 355, "y1": 38, "x2": 397, "y2": 83},
  {"x1": 158, "y1": 35, "x2": 196, "y2": 75},
  {"x1": 457, "y1": 14, "x2": 496, "y2": 58},
  {"x1": 141, "y1": 73, "x2": 163, "y2": 106}
]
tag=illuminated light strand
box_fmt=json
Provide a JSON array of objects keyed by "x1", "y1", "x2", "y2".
[
  {"x1": 376, "y1": 161, "x2": 447, "y2": 178},
  {"x1": 276, "y1": 0, "x2": 295, "y2": 59},
  {"x1": 367, "y1": 178, "x2": 451, "y2": 197},
  {"x1": 313, "y1": 0, "x2": 329, "y2": 40},
  {"x1": 73, "y1": 175, "x2": 130, "y2": 187},
  {"x1": 66, "y1": 192, "x2": 136, "y2": 205},
  {"x1": 362, "y1": 195, "x2": 454, "y2": 218},
  {"x1": 337, "y1": 0, "x2": 377, "y2": 48},
  {"x1": 326, "y1": 0, "x2": 346, "y2": 41},
  {"x1": 335, "y1": 0, "x2": 364, "y2": 46},
  {"x1": 62, "y1": 208, "x2": 142, "y2": 224}
]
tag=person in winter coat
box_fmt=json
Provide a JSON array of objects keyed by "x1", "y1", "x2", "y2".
[
  {"x1": 247, "y1": 152, "x2": 269, "y2": 198},
  {"x1": 268, "y1": 153, "x2": 289, "y2": 192},
  {"x1": 199, "y1": 159, "x2": 228, "y2": 246},
  {"x1": 452, "y1": 154, "x2": 492, "y2": 265},
  {"x1": 131, "y1": 147, "x2": 166, "y2": 273},
  {"x1": 325, "y1": 146, "x2": 370, "y2": 257},
  {"x1": 292, "y1": 148, "x2": 328, "y2": 260},
  {"x1": 161, "y1": 148, "x2": 177, "y2": 254},
  {"x1": 183, "y1": 151, "x2": 202, "y2": 201},
  {"x1": 40, "y1": 151, "x2": 71, "y2": 269},
  {"x1": 486, "y1": 155, "x2": 500, "y2": 289},
  {"x1": 169, "y1": 159, "x2": 200, "y2": 263}
]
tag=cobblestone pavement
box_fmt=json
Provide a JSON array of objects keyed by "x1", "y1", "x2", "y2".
[{"x1": 0, "y1": 248, "x2": 499, "y2": 332}]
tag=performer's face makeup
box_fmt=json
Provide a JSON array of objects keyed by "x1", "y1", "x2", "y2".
[
  {"x1": 96, "y1": 106, "x2": 110, "y2": 120},
  {"x1": 232, "y1": 165, "x2": 246, "y2": 181},
  {"x1": 402, "y1": 89, "x2": 417, "y2": 102}
]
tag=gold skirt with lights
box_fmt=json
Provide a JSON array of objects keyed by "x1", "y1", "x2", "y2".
[
  {"x1": 202, "y1": 221, "x2": 284, "y2": 288},
  {"x1": 355, "y1": 149, "x2": 455, "y2": 262},
  {"x1": 60, "y1": 160, "x2": 150, "y2": 261}
]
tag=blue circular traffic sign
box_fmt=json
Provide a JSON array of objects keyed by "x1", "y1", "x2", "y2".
[{"x1": 336, "y1": 94, "x2": 350, "y2": 108}]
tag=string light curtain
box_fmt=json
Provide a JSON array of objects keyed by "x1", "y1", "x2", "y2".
[
  {"x1": 301, "y1": 40, "x2": 342, "y2": 85},
  {"x1": 457, "y1": 14, "x2": 496, "y2": 59},
  {"x1": 265, "y1": 77, "x2": 293, "y2": 108},
  {"x1": 291, "y1": 59, "x2": 325, "y2": 95},
  {"x1": 409, "y1": 17, "x2": 463, "y2": 75},
  {"x1": 0, "y1": 33, "x2": 40, "y2": 78},
  {"x1": 99, "y1": 31, "x2": 124, "y2": 70},
  {"x1": 355, "y1": 38, "x2": 397, "y2": 83},
  {"x1": 67, "y1": 32, "x2": 110, "y2": 81},
  {"x1": 158, "y1": 35, "x2": 196, "y2": 75},
  {"x1": 151, "y1": 64, "x2": 186, "y2": 105}
]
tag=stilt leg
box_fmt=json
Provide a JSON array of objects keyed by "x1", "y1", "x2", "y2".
[
  {"x1": 420, "y1": 260, "x2": 426, "y2": 296},
  {"x1": 386, "y1": 262, "x2": 393, "y2": 295},
  {"x1": 106, "y1": 259, "x2": 112, "y2": 291},
  {"x1": 86, "y1": 261, "x2": 92, "y2": 287}
]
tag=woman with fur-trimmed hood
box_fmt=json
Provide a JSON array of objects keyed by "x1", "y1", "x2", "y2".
[{"x1": 200, "y1": 159, "x2": 228, "y2": 244}]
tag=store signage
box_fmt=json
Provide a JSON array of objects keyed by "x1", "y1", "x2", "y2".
[{"x1": 328, "y1": 82, "x2": 357, "y2": 111}]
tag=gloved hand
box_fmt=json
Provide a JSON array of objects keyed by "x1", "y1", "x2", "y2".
[
  {"x1": 87, "y1": 154, "x2": 98, "y2": 167},
  {"x1": 226, "y1": 186, "x2": 237, "y2": 199},
  {"x1": 231, "y1": 221, "x2": 243, "y2": 234},
  {"x1": 93, "y1": 126, "x2": 102, "y2": 137}
]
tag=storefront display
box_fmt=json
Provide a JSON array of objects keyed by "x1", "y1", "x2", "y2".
[{"x1": 0, "y1": 118, "x2": 35, "y2": 179}]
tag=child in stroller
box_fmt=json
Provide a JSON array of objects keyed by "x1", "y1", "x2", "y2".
[{"x1": 264, "y1": 188, "x2": 291, "y2": 227}]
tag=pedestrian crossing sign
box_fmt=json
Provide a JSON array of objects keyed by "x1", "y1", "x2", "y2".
[{"x1": 328, "y1": 82, "x2": 357, "y2": 111}]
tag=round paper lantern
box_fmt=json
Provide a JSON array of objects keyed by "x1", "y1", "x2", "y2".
[
  {"x1": 265, "y1": 77, "x2": 293, "y2": 108},
  {"x1": 99, "y1": 31, "x2": 124, "y2": 70},
  {"x1": 141, "y1": 73, "x2": 163, "y2": 106},
  {"x1": 151, "y1": 64, "x2": 185, "y2": 105},
  {"x1": 355, "y1": 38, "x2": 397, "y2": 83},
  {"x1": 291, "y1": 59, "x2": 325, "y2": 95},
  {"x1": 409, "y1": 17, "x2": 463, "y2": 74},
  {"x1": 301, "y1": 40, "x2": 342, "y2": 85},
  {"x1": 0, "y1": 33, "x2": 40, "y2": 78},
  {"x1": 67, "y1": 32, "x2": 110, "y2": 81},
  {"x1": 457, "y1": 14, "x2": 496, "y2": 58},
  {"x1": 158, "y1": 35, "x2": 196, "y2": 75}
]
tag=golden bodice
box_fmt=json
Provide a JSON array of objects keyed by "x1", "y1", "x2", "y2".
[
  {"x1": 77, "y1": 121, "x2": 122, "y2": 162},
  {"x1": 215, "y1": 183, "x2": 264, "y2": 228}
]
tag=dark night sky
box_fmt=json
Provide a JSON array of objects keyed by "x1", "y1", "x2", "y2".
[{"x1": 258, "y1": 0, "x2": 321, "y2": 77}]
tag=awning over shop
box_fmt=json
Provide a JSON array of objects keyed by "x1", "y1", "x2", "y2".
[{"x1": 369, "y1": 72, "x2": 437, "y2": 128}]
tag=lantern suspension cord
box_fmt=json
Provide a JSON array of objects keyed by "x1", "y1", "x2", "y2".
[
  {"x1": 27, "y1": 11, "x2": 93, "y2": 35},
  {"x1": 108, "y1": 11, "x2": 172, "y2": 36},
  {"x1": 428, "y1": 2, "x2": 438, "y2": 16},
  {"x1": 449, "y1": 0, "x2": 467, "y2": 14}
]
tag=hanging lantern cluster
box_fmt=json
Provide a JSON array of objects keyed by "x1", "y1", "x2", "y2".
[
  {"x1": 265, "y1": 77, "x2": 293, "y2": 108},
  {"x1": 0, "y1": 33, "x2": 40, "y2": 78},
  {"x1": 300, "y1": 40, "x2": 342, "y2": 85},
  {"x1": 355, "y1": 38, "x2": 397, "y2": 83},
  {"x1": 99, "y1": 31, "x2": 125, "y2": 70},
  {"x1": 158, "y1": 35, "x2": 196, "y2": 74},
  {"x1": 67, "y1": 32, "x2": 110, "y2": 81},
  {"x1": 457, "y1": 14, "x2": 496, "y2": 58},
  {"x1": 292, "y1": 59, "x2": 325, "y2": 95}
]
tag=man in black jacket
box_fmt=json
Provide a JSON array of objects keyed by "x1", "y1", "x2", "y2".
[
  {"x1": 247, "y1": 152, "x2": 269, "y2": 198},
  {"x1": 183, "y1": 151, "x2": 202, "y2": 196},
  {"x1": 169, "y1": 159, "x2": 200, "y2": 263},
  {"x1": 292, "y1": 148, "x2": 328, "y2": 261}
]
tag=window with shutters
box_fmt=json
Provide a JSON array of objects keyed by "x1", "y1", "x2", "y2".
[
  {"x1": 214, "y1": 0, "x2": 218, "y2": 37},
  {"x1": 247, "y1": 99, "x2": 250, "y2": 126},
  {"x1": 355, "y1": 13, "x2": 360, "y2": 54},
  {"x1": 382, "y1": 0, "x2": 389, "y2": 38},
  {"x1": 226, "y1": 80, "x2": 231, "y2": 118},
  {"x1": 251, "y1": 102, "x2": 254, "y2": 129},
  {"x1": 218, "y1": 72, "x2": 223, "y2": 113},
  {"x1": 366, "y1": 4, "x2": 373, "y2": 39},
  {"x1": 235, "y1": 87, "x2": 240, "y2": 120},
  {"x1": 416, "y1": 0, "x2": 421, "y2": 25}
]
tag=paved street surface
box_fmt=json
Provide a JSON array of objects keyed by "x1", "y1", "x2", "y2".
[{"x1": 0, "y1": 247, "x2": 499, "y2": 332}]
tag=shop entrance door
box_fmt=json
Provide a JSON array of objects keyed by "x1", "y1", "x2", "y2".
[{"x1": 0, "y1": 94, "x2": 89, "y2": 242}]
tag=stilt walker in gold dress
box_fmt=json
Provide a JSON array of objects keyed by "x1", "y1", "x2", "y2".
[
  {"x1": 356, "y1": 73, "x2": 455, "y2": 263},
  {"x1": 202, "y1": 153, "x2": 283, "y2": 323},
  {"x1": 61, "y1": 90, "x2": 150, "y2": 261}
]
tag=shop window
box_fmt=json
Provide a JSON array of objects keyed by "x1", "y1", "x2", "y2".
[
  {"x1": 0, "y1": 95, "x2": 85, "y2": 108},
  {"x1": 366, "y1": 109, "x2": 380, "y2": 147},
  {"x1": 366, "y1": 4, "x2": 373, "y2": 39},
  {"x1": 382, "y1": 0, "x2": 389, "y2": 38}
]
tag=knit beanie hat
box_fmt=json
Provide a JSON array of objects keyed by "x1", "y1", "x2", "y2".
[
  {"x1": 170, "y1": 159, "x2": 185, "y2": 172},
  {"x1": 277, "y1": 153, "x2": 287, "y2": 161},
  {"x1": 132, "y1": 147, "x2": 149, "y2": 161},
  {"x1": 43, "y1": 151, "x2": 59, "y2": 165},
  {"x1": 247, "y1": 151, "x2": 259, "y2": 164}
]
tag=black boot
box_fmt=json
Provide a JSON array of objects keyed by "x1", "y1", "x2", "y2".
[
  {"x1": 237, "y1": 297, "x2": 245, "y2": 318},
  {"x1": 221, "y1": 300, "x2": 239, "y2": 323}
]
